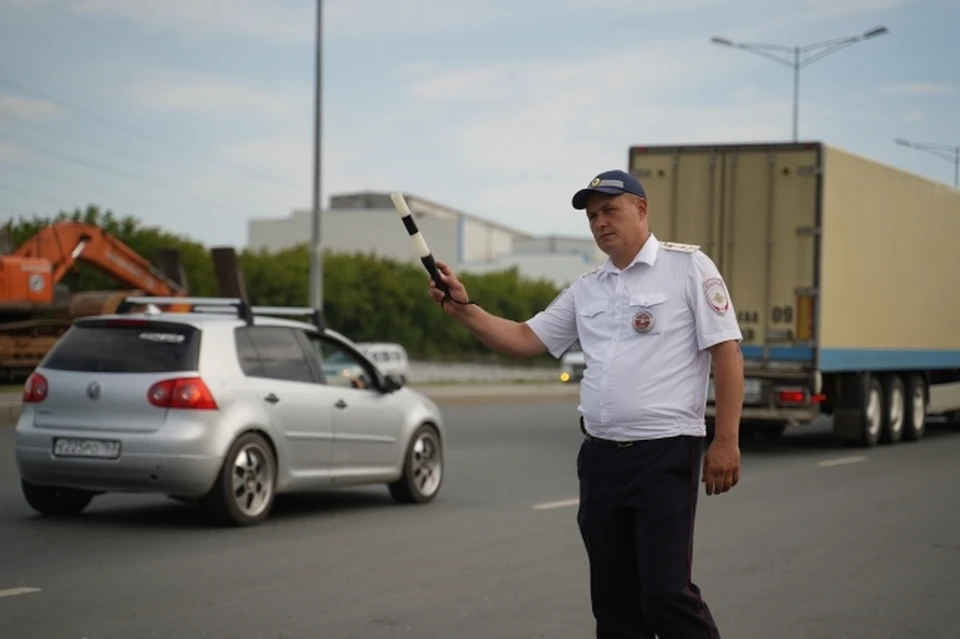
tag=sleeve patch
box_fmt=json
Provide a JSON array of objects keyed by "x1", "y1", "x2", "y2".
[
  {"x1": 661, "y1": 241, "x2": 700, "y2": 253},
  {"x1": 703, "y1": 277, "x2": 729, "y2": 315}
]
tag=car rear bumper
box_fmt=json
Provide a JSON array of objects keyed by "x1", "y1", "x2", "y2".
[
  {"x1": 13, "y1": 415, "x2": 225, "y2": 497},
  {"x1": 14, "y1": 447, "x2": 222, "y2": 496}
]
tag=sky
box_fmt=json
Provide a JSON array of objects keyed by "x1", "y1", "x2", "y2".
[{"x1": 0, "y1": 0, "x2": 957, "y2": 250}]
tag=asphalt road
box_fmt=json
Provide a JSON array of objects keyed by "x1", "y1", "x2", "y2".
[{"x1": 1, "y1": 400, "x2": 958, "y2": 639}]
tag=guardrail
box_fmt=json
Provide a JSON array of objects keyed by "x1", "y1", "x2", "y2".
[{"x1": 406, "y1": 361, "x2": 560, "y2": 384}]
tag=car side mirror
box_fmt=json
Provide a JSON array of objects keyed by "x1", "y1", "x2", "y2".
[{"x1": 384, "y1": 374, "x2": 404, "y2": 392}]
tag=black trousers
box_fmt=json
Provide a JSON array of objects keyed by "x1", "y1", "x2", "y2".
[{"x1": 576, "y1": 420, "x2": 720, "y2": 639}]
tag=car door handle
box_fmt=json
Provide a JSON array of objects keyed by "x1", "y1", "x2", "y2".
[
  {"x1": 335, "y1": 399, "x2": 347, "y2": 410},
  {"x1": 265, "y1": 393, "x2": 279, "y2": 404}
]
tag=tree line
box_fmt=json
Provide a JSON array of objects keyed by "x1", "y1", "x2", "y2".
[{"x1": 3, "y1": 206, "x2": 565, "y2": 364}]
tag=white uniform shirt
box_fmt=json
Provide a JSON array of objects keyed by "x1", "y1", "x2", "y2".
[{"x1": 526, "y1": 234, "x2": 743, "y2": 441}]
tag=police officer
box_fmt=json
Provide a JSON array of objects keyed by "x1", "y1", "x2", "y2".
[{"x1": 427, "y1": 169, "x2": 744, "y2": 639}]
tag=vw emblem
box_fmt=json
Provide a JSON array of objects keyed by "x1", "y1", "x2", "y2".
[{"x1": 87, "y1": 381, "x2": 101, "y2": 400}]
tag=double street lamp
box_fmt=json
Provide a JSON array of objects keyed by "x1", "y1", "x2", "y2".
[
  {"x1": 895, "y1": 138, "x2": 960, "y2": 188},
  {"x1": 710, "y1": 26, "x2": 890, "y2": 142}
]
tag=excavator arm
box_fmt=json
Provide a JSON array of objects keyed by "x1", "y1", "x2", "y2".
[
  {"x1": 14, "y1": 221, "x2": 187, "y2": 297},
  {"x1": 0, "y1": 221, "x2": 193, "y2": 381}
]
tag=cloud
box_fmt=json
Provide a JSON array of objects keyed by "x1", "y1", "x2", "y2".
[
  {"x1": 0, "y1": 92, "x2": 66, "y2": 122},
  {"x1": 408, "y1": 67, "x2": 513, "y2": 102},
  {"x1": 8, "y1": 0, "x2": 315, "y2": 43},
  {"x1": 0, "y1": 141, "x2": 34, "y2": 164},
  {"x1": 168, "y1": 32, "x2": 850, "y2": 240},
  {"x1": 880, "y1": 82, "x2": 957, "y2": 96},
  {"x1": 374, "y1": 36, "x2": 830, "y2": 236},
  {"x1": 125, "y1": 72, "x2": 310, "y2": 121},
  {"x1": 4, "y1": 0, "x2": 903, "y2": 43},
  {"x1": 710, "y1": 0, "x2": 902, "y2": 43},
  {"x1": 402, "y1": 39, "x2": 790, "y2": 175},
  {"x1": 732, "y1": 85, "x2": 762, "y2": 101},
  {"x1": 771, "y1": 0, "x2": 903, "y2": 23},
  {"x1": 899, "y1": 109, "x2": 923, "y2": 123}
]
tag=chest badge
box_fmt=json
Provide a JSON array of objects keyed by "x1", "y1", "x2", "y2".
[{"x1": 632, "y1": 308, "x2": 655, "y2": 334}]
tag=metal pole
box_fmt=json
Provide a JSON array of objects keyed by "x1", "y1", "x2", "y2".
[
  {"x1": 955, "y1": 147, "x2": 959, "y2": 188},
  {"x1": 792, "y1": 47, "x2": 800, "y2": 142},
  {"x1": 308, "y1": 0, "x2": 324, "y2": 311}
]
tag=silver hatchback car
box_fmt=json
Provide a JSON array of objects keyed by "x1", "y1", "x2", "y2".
[{"x1": 13, "y1": 297, "x2": 446, "y2": 526}]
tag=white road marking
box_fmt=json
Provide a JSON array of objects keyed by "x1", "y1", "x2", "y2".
[
  {"x1": 532, "y1": 498, "x2": 579, "y2": 510},
  {"x1": 817, "y1": 455, "x2": 868, "y2": 468},
  {"x1": 0, "y1": 587, "x2": 41, "y2": 599}
]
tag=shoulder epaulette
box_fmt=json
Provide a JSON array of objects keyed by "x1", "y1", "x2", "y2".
[
  {"x1": 660, "y1": 241, "x2": 700, "y2": 253},
  {"x1": 580, "y1": 265, "x2": 602, "y2": 278}
]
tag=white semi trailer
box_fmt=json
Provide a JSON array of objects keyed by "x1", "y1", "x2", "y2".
[{"x1": 627, "y1": 141, "x2": 960, "y2": 447}]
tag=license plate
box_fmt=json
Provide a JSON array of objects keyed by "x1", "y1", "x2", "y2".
[
  {"x1": 53, "y1": 438, "x2": 121, "y2": 459},
  {"x1": 709, "y1": 379, "x2": 763, "y2": 404}
]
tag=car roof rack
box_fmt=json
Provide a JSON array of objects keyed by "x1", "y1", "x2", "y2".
[
  {"x1": 116, "y1": 296, "x2": 326, "y2": 331},
  {"x1": 250, "y1": 305, "x2": 325, "y2": 331}
]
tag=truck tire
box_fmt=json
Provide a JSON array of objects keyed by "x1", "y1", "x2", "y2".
[
  {"x1": 901, "y1": 375, "x2": 927, "y2": 442},
  {"x1": 880, "y1": 375, "x2": 905, "y2": 444},
  {"x1": 858, "y1": 376, "x2": 883, "y2": 448}
]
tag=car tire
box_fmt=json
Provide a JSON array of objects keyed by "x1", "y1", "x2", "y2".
[
  {"x1": 21, "y1": 480, "x2": 94, "y2": 516},
  {"x1": 388, "y1": 423, "x2": 443, "y2": 505},
  {"x1": 203, "y1": 432, "x2": 277, "y2": 527}
]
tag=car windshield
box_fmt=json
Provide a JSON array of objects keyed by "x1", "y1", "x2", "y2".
[{"x1": 41, "y1": 319, "x2": 202, "y2": 373}]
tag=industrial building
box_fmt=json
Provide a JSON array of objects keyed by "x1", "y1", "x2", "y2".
[{"x1": 246, "y1": 191, "x2": 606, "y2": 287}]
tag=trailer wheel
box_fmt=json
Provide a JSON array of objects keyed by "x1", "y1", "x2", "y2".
[
  {"x1": 902, "y1": 375, "x2": 927, "y2": 442},
  {"x1": 880, "y1": 375, "x2": 905, "y2": 444},
  {"x1": 858, "y1": 376, "x2": 883, "y2": 448}
]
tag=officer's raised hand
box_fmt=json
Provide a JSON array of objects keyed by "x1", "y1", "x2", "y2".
[{"x1": 427, "y1": 261, "x2": 472, "y2": 313}]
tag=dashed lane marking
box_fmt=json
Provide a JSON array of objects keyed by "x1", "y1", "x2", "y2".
[
  {"x1": 817, "y1": 455, "x2": 868, "y2": 468},
  {"x1": 532, "y1": 498, "x2": 579, "y2": 510},
  {"x1": 0, "y1": 587, "x2": 41, "y2": 599}
]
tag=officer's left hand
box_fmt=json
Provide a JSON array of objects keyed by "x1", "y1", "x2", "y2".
[{"x1": 702, "y1": 439, "x2": 740, "y2": 496}]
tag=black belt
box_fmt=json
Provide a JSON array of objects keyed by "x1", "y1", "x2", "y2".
[{"x1": 579, "y1": 416, "x2": 637, "y2": 448}]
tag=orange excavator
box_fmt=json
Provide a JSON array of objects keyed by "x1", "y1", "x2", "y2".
[{"x1": 0, "y1": 221, "x2": 190, "y2": 381}]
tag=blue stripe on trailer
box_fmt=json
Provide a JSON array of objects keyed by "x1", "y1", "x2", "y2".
[
  {"x1": 740, "y1": 346, "x2": 813, "y2": 361},
  {"x1": 818, "y1": 348, "x2": 960, "y2": 372},
  {"x1": 739, "y1": 346, "x2": 960, "y2": 371}
]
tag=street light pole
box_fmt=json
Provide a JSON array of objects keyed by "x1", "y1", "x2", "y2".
[
  {"x1": 895, "y1": 137, "x2": 960, "y2": 188},
  {"x1": 308, "y1": 0, "x2": 324, "y2": 314},
  {"x1": 710, "y1": 26, "x2": 889, "y2": 142}
]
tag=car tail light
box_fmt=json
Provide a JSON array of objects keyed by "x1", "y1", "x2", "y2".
[
  {"x1": 147, "y1": 377, "x2": 218, "y2": 410},
  {"x1": 23, "y1": 372, "x2": 48, "y2": 403}
]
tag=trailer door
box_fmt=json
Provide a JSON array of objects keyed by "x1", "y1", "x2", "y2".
[{"x1": 628, "y1": 144, "x2": 820, "y2": 365}]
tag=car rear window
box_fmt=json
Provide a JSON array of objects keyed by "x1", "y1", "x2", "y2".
[{"x1": 41, "y1": 319, "x2": 202, "y2": 373}]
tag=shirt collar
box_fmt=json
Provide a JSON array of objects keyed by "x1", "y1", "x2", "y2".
[{"x1": 598, "y1": 234, "x2": 661, "y2": 277}]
